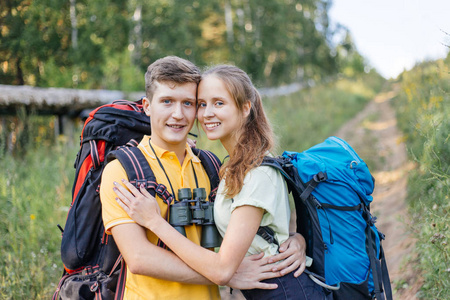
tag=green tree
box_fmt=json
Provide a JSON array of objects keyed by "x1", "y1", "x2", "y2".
[
  {"x1": 205, "y1": 0, "x2": 338, "y2": 85},
  {"x1": 335, "y1": 29, "x2": 368, "y2": 77},
  {"x1": 65, "y1": 0, "x2": 130, "y2": 88},
  {"x1": 0, "y1": 0, "x2": 130, "y2": 89},
  {"x1": 0, "y1": 0, "x2": 70, "y2": 86},
  {"x1": 1, "y1": 0, "x2": 364, "y2": 89},
  {"x1": 135, "y1": 0, "x2": 212, "y2": 70}
]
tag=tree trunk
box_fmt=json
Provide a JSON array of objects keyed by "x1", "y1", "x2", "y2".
[
  {"x1": 70, "y1": 0, "x2": 78, "y2": 49},
  {"x1": 132, "y1": 4, "x2": 142, "y2": 64},
  {"x1": 224, "y1": 0, "x2": 234, "y2": 45},
  {"x1": 15, "y1": 57, "x2": 24, "y2": 85}
]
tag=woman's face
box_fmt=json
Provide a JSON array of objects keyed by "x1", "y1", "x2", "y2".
[{"x1": 197, "y1": 75, "x2": 248, "y2": 151}]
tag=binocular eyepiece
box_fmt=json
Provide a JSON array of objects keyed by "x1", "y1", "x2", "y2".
[{"x1": 169, "y1": 188, "x2": 222, "y2": 248}]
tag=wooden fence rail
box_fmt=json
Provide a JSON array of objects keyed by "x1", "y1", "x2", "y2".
[
  {"x1": 0, "y1": 82, "x2": 303, "y2": 114},
  {"x1": 0, "y1": 84, "x2": 144, "y2": 116},
  {"x1": 0, "y1": 83, "x2": 303, "y2": 135}
]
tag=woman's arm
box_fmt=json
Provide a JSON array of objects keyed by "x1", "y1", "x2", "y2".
[
  {"x1": 114, "y1": 179, "x2": 264, "y2": 286},
  {"x1": 110, "y1": 222, "x2": 215, "y2": 284}
]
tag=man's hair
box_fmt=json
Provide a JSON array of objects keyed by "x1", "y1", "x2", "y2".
[{"x1": 145, "y1": 56, "x2": 201, "y2": 100}]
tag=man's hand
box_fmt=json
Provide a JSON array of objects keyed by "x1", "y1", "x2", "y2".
[
  {"x1": 267, "y1": 233, "x2": 306, "y2": 277},
  {"x1": 227, "y1": 253, "x2": 279, "y2": 290},
  {"x1": 227, "y1": 233, "x2": 306, "y2": 290}
]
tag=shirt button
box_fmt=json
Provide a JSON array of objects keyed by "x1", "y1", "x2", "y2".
[{"x1": 170, "y1": 156, "x2": 174, "y2": 160}]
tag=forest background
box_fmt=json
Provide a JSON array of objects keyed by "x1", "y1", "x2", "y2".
[{"x1": 0, "y1": 0, "x2": 448, "y2": 299}]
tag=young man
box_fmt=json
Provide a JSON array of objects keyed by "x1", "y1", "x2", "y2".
[{"x1": 100, "y1": 56, "x2": 306, "y2": 299}]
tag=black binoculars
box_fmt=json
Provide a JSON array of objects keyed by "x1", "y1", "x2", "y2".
[{"x1": 169, "y1": 188, "x2": 223, "y2": 248}]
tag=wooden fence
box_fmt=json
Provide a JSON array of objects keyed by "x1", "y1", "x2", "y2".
[
  {"x1": 0, "y1": 84, "x2": 145, "y2": 135},
  {"x1": 0, "y1": 82, "x2": 303, "y2": 135}
]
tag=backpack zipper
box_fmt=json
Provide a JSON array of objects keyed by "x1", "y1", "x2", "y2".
[
  {"x1": 329, "y1": 136, "x2": 361, "y2": 164},
  {"x1": 312, "y1": 196, "x2": 334, "y2": 245},
  {"x1": 323, "y1": 208, "x2": 334, "y2": 244}
]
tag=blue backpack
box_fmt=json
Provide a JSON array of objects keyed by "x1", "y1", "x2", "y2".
[{"x1": 262, "y1": 136, "x2": 392, "y2": 300}]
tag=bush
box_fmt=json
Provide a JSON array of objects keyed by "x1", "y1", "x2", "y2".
[{"x1": 393, "y1": 56, "x2": 450, "y2": 298}]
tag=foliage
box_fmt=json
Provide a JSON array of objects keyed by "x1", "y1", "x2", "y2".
[
  {"x1": 0, "y1": 0, "x2": 368, "y2": 90},
  {"x1": 207, "y1": 0, "x2": 338, "y2": 85},
  {"x1": 0, "y1": 1, "x2": 70, "y2": 85},
  {"x1": 393, "y1": 55, "x2": 449, "y2": 298},
  {"x1": 0, "y1": 0, "x2": 130, "y2": 89},
  {"x1": 335, "y1": 31, "x2": 369, "y2": 77}
]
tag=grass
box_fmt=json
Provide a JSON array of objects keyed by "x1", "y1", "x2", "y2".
[
  {"x1": 0, "y1": 74, "x2": 382, "y2": 299},
  {"x1": 194, "y1": 75, "x2": 382, "y2": 160},
  {"x1": 392, "y1": 56, "x2": 449, "y2": 298},
  {"x1": 0, "y1": 134, "x2": 77, "y2": 299}
]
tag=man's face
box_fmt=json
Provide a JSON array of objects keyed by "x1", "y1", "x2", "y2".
[{"x1": 143, "y1": 81, "x2": 197, "y2": 151}]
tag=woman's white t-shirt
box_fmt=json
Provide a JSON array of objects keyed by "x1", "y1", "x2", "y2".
[{"x1": 214, "y1": 165, "x2": 294, "y2": 257}]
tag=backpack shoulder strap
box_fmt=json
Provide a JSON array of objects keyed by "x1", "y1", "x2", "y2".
[
  {"x1": 107, "y1": 146, "x2": 221, "y2": 203},
  {"x1": 106, "y1": 146, "x2": 173, "y2": 250},
  {"x1": 191, "y1": 148, "x2": 221, "y2": 201},
  {"x1": 106, "y1": 146, "x2": 173, "y2": 204},
  {"x1": 257, "y1": 156, "x2": 298, "y2": 247},
  {"x1": 261, "y1": 156, "x2": 302, "y2": 194}
]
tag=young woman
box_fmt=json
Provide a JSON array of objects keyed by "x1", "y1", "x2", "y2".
[{"x1": 113, "y1": 65, "x2": 330, "y2": 299}]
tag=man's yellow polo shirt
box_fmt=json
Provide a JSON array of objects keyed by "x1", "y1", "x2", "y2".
[{"x1": 100, "y1": 135, "x2": 220, "y2": 300}]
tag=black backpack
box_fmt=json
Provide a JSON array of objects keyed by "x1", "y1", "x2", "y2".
[{"x1": 53, "y1": 100, "x2": 221, "y2": 300}]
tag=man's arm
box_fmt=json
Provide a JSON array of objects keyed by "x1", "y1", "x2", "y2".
[
  {"x1": 111, "y1": 222, "x2": 215, "y2": 285},
  {"x1": 112, "y1": 210, "x2": 305, "y2": 288},
  {"x1": 265, "y1": 204, "x2": 306, "y2": 277},
  {"x1": 227, "y1": 233, "x2": 307, "y2": 290},
  {"x1": 114, "y1": 222, "x2": 304, "y2": 288},
  {"x1": 101, "y1": 160, "x2": 213, "y2": 285}
]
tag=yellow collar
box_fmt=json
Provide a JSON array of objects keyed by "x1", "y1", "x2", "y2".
[{"x1": 139, "y1": 135, "x2": 200, "y2": 163}]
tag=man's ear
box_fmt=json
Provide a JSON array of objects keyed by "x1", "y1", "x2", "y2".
[
  {"x1": 243, "y1": 101, "x2": 252, "y2": 118},
  {"x1": 142, "y1": 97, "x2": 151, "y2": 116}
]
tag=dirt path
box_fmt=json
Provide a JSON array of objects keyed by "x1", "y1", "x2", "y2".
[
  {"x1": 221, "y1": 85, "x2": 421, "y2": 299},
  {"x1": 334, "y1": 85, "x2": 420, "y2": 299}
]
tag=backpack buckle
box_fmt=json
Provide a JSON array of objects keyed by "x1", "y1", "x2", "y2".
[
  {"x1": 90, "y1": 281, "x2": 99, "y2": 292},
  {"x1": 135, "y1": 179, "x2": 147, "y2": 189},
  {"x1": 257, "y1": 226, "x2": 278, "y2": 245},
  {"x1": 155, "y1": 184, "x2": 175, "y2": 205},
  {"x1": 314, "y1": 172, "x2": 327, "y2": 182},
  {"x1": 370, "y1": 215, "x2": 378, "y2": 226},
  {"x1": 156, "y1": 184, "x2": 167, "y2": 195}
]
